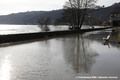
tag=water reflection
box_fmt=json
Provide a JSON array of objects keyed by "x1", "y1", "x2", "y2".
[
  {"x1": 0, "y1": 28, "x2": 120, "y2": 80},
  {"x1": 110, "y1": 28, "x2": 120, "y2": 48},
  {"x1": 85, "y1": 28, "x2": 120, "y2": 48},
  {"x1": 62, "y1": 35, "x2": 98, "y2": 75},
  {"x1": 0, "y1": 55, "x2": 11, "y2": 80},
  {"x1": 103, "y1": 40, "x2": 110, "y2": 48}
]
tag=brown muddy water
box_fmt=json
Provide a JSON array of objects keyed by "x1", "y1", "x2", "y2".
[{"x1": 0, "y1": 25, "x2": 120, "y2": 80}]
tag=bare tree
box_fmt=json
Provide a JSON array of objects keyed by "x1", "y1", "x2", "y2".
[
  {"x1": 38, "y1": 17, "x2": 51, "y2": 31},
  {"x1": 58, "y1": 0, "x2": 97, "y2": 29}
]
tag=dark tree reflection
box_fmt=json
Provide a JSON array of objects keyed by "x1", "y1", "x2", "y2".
[{"x1": 62, "y1": 34, "x2": 98, "y2": 74}]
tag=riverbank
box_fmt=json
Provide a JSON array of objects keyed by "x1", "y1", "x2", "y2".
[{"x1": 0, "y1": 27, "x2": 113, "y2": 44}]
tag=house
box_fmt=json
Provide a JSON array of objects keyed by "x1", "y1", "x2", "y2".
[{"x1": 110, "y1": 6, "x2": 120, "y2": 27}]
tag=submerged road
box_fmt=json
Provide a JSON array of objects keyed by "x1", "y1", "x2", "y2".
[{"x1": 0, "y1": 27, "x2": 113, "y2": 44}]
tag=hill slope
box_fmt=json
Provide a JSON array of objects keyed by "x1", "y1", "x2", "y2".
[
  {"x1": 0, "y1": 2, "x2": 120, "y2": 25},
  {"x1": 0, "y1": 10, "x2": 62, "y2": 24},
  {"x1": 91, "y1": 2, "x2": 120, "y2": 21}
]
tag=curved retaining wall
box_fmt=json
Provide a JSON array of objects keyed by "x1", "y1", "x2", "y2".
[{"x1": 0, "y1": 27, "x2": 112, "y2": 44}]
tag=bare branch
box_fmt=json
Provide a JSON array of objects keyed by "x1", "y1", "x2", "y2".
[{"x1": 57, "y1": 0, "x2": 98, "y2": 29}]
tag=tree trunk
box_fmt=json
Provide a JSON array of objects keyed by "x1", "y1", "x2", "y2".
[{"x1": 79, "y1": 8, "x2": 87, "y2": 29}]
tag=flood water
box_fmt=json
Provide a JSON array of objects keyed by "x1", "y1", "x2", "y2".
[
  {"x1": 0, "y1": 24, "x2": 100, "y2": 35},
  {"x1": 0, "y1": 25, "x2": 120, "y2": 80},
  {"x1": 0, "y1": 25, "x2": 68, "y2": 35}
]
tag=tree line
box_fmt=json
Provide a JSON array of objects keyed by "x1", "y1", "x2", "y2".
[{"x1": 38, "y1": 0, "x2": 98, "y2": 30}]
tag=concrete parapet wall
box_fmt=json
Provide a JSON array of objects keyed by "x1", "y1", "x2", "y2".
[{"x1": 0, "y1": 27, "x2": 112, "y2": 44}]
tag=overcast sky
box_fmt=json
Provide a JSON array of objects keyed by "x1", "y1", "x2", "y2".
[{"x1": 0, "y1": 0, "x2": 120, "y2": 15}]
